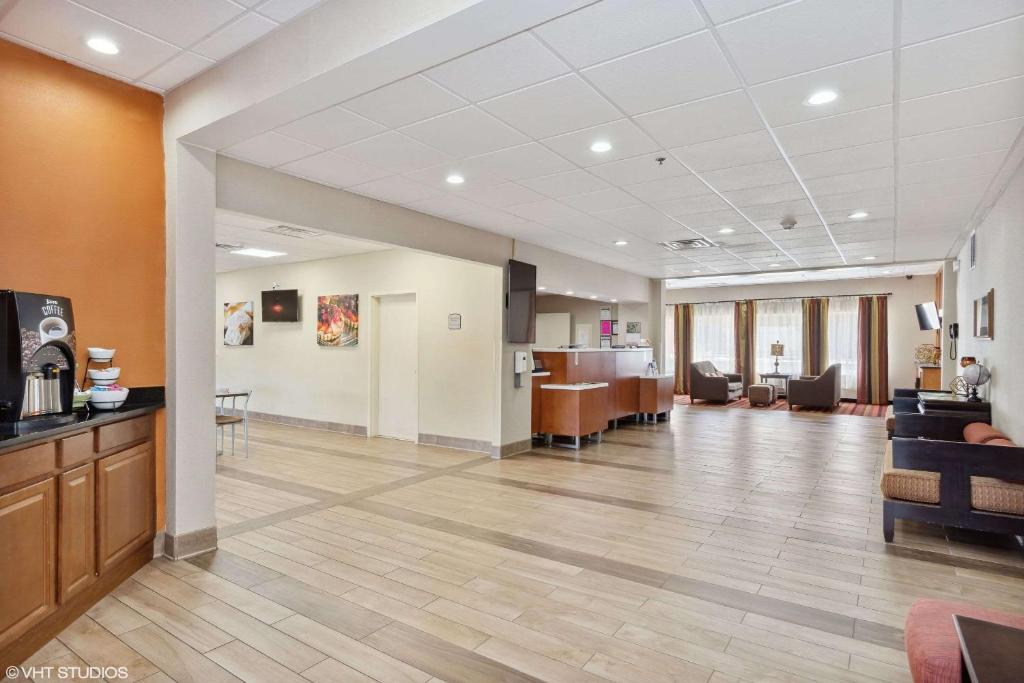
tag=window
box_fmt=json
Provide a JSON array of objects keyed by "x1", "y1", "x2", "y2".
[
  {"x1": 755, "y1": 299, "x2": 803, "y2": 377},
  {"x1": 664, "y1": 305, "x2": 676, "y2": 376},
  {"x1": 828, "y1": 296, "x2": 859, "y2": 398},
  {"x1": 692, "y1": 302, "x2": 735, "y2": 373}
]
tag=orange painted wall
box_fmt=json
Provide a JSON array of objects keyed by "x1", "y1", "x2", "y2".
[{"x1": 0, "y1": 40, "x2": 168, "y2": 526}]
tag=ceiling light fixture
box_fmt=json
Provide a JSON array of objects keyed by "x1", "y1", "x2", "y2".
[
  {"x1": 230, "y1": 248, "x2": 287, "y2": 258},
  {"x1": 614, "y1": 240, "x2": 628, "y2": 246},
  {"x1": 589, "y1": 295, "x2": 598, "y2": 299},
  {"x1": 768, "y1": 263, "x2": 780, "y2": 267},
  {"x1": 590, "y1": 141, "x2": 612, "y2": 153},
  {"x1": 718, "y1": 227, "x2": 735, "y2": 234},
  {"x1": 566, "y1": 290, "x2": 574, "y2": 295},
  {"x1": 848, "y1": 210, "x2": 869, "y2": 220},
  {"x1": 86, "y1": 37, "x2": 119, "y2": 55},
  {"x1": 611, "y1": 299, "x2": 617, "y2": 303},
  {"x1": 537, "y1": 286, "x2": 546, "y2": 291},
  {"x1": 805, "y1": 89, "x2": 838, "y2": 106},
  {"x1": 862, "y1": 255, "x2": 877, "y2": 261},
  {"x1": 692, "y1": 269, "x2": 702, "y2": 273},
  {"x1": 446, "y1": 174, "x2": 464, "y2": 184}
]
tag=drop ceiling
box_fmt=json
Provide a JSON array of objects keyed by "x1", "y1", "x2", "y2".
[
  {"x1": 666, "y1": 260, "x2": 941, "y2": 289},
  {"x1": 0, "y1": 0, "x2": 326, "y2": 92},
  {"x1": 215, "y1": 210, "x2": 389, "y2": 272}
]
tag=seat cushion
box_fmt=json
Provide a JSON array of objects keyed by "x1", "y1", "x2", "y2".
[
  {"x1": 964, "y1": 422, "x2": 1008, "y2": 444},
  {"x1": 987, "y1": 438, "x2": 1016, "y2": 446},
  {"x1": 905, "y1": 599, "x2": 1024, "y2": 683},
  {"x1": 885, "y1": 404, "x2": 895, "y2": 432},
  {"x1": 727, "y1": 381, "x2": 743, "y2": 391},
  {"x1": 971, "y1": 476, "x2": 1024, "y2": 514},
  {"x1": 880, "y1": 442, "x2": 940, "y2": 504}
]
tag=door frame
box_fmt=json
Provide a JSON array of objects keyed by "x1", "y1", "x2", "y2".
[{"x1": 368, "y1": 292, "x2": 419, "y2": 442}]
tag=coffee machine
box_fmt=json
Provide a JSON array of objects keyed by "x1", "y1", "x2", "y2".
[{"x1": 0, "y1": 291, "x2": 77, "y2": 434}]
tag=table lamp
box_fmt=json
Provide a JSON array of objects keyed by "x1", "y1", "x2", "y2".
[
  {"x1": 770, "y1": 341, "x2": 784, "y2": 373},
  {"x1": 962, "y1": 363, "x2": 991, "y2": 402}
]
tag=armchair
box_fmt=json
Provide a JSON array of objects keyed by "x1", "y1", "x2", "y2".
[
  {"x1": 689, "y1": 361, "x2": 742, "y2": 403},
  {"x1": 788, "y1": 363, "x2": 841, "y2": 410}
]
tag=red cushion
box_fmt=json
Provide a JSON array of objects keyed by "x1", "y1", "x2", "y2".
[
  {"x1": 963, "y1": 422, "x2": 1007, "y2": 444},
  {"x1": 987, "y1": 438, "x2": 1017, "y2": 447},
  {"x1": 905, "y1": 599, "x2": 1024, "y2": 682}
]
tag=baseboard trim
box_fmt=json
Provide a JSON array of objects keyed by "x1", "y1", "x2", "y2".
[
  {"x1": 491, "y1": 438, "x2": 532, "y2": 459},
  {"x1": 418, "y1": 433, "x2": 491, "y2": 454},
  {"x1": 152, "y1": 531, "x2": 166, "y2": 558},
  {"x1": 164, "y1": 526, "x2": 218, "y2": 560},
  {"x1": 243, "y1": 410, "x2": 367, "y2": 436}
]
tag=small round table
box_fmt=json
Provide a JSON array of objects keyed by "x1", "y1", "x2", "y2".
[{"x1": 759, "y1": 372, "x2": 792, "y2": 398}]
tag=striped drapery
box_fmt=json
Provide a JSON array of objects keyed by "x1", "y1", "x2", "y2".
[
  {"x1": 857, "y1": 295, "x2": 889, "y2": 404},
  {"x1": 673, "y1": 304, "x2": 693, "y2": 395},
  {"x1": 801, "y1": 298, "x2": 829, "y2": 376},
  {"x1": 734, "y1": 300, "x2": 756, "y2": 395}
]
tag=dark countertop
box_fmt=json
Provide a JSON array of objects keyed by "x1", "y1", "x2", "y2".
[{"x1": 0, "y1": 386, "x2": 164, "y2": 454}]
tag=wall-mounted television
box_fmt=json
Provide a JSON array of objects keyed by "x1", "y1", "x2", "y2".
[
  {"x1": 506, "y1": 259, "x2": 536, "y2": 344},
  {"x1": 915, "y1": 301, "x2": 941, "y2": 331},
  {"x1": 262, "y1": 289, "x2": 299, "y2": 322}
]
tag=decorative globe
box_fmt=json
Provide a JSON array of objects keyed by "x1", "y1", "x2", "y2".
[{"x1": 962, "y1": 363, "x2": 990, "y2": 387}]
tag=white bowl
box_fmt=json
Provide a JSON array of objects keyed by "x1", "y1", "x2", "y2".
[
  {"x1": 89, "y1": 387, "x2": 129, "y2": 410},
  {"x1": 88, "y1": 367, "x2": 121, "y2": 385},
  {"x1": 88, "y1": 347, "x2": 116, "y2": 361}
]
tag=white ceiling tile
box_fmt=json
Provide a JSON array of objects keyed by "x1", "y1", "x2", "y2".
[
  {"x1": 721, "y1": 181, "x2": 806, "y2": 207},
  {"x1": 193, "y1": 12, "x2": 277, "y2": 61},
  {"x1": 336, "y1": 132, "x2": 451, "y2": 174},
  {"x1": 405, "y1": 195, "x2": 484, "y2": 219},
  {"x1": 223, "y1": 131, "x2": 321, "y2": 167},
  {"x1": 74, "y1": 0, "x2": 245, "y2": 47},
  {"x1": 480, "y1": 74, "x2": 619, "y2": 139},
  {"x1": 656, "y1": 193, "x2": 734, "y2": 216},
  {"x1": 344, "y1": 76, "x2": 466, "y2": 129},
  {"x1": 901, "y1": 0, "x2": 1024, "y2": 45},
  {"x1": 774, "y1": 105, "x2": 893, "y2": 156},
  {"x1": 675, "y1": 208, "x2": 750, "y2": 231},
  {"x1": 815, "y1": 188, "x2": 894, "y2": 213},
  {"x1": 899, "y1": 76, "x2": 1024, "y2": 136},
  {"x1": 425, "y1": 33, "x2": 568, "y2": 102},
  {"x1": 671, "y1": 130, "x2": 780, "y2": 172},
  {"x1": 583, "y1": 31, "x2": 737, "y2": 114},
  {"x1": 700, "y1": 159, "x2": 797, "y2": 192},
  {"x1": 139, "y1": 51, "x2": 213, "y2": 90},
  {"x1": 455, "y1": 208, "x2": 528, "y2": 233},
  {"x1": 462, "y1": 182, "x2": 548, "y2": 208},
  {"x1": 898, "y1": 150, "x2": 1008, "y2": 186},
  {"x1": 256, "y1": 0, "x2": 322, "y2": 23},
  {"x1": 790, "y1": 141, "x2": 893, "y2": 179},
  {"x1": 276, "y1": 107, "x2": 386, "y2": 149},
  {"x1": 346, "y1": 176, "x2": 442, "y2": 204},
  {"x1": 717, "y1": 0, "x2": 894, "y2": 84},
  {"x1": 505, "y1": 199, "x2": 590, "y2": 225},
  {"x1": 803, "y1": 166, "x2": 894, "y2": 196},
  {"x1": 589, "y1": 153, "x2": 691, "y2": 186},
  {"x1": 561, "y1": 188, "x2": 644, "y2": 214},
  {"x1": 541, "y1": 119, "x2": 660, "y2": 167},
  {"x1": 899, "y1": 174, "x2": 994, "y2": 204},
  {"x1": 702, "y1": 0, "x2": 790, "y2": 24},
  {"x1": 900, "y1": 16, "x2": 1024, "y2": 100},
  {"x1": 898, "y1": 118, "x2": 1023, "y2": 164},
  {"x1": 623, "y1": 174, "x2": 711, "y2": 203},
  {"x1": 518, "y1": 169, "x2": 612, "y2": 198},
  {"x1": 634, "y1": 90, "x2": 763, "y2": 148},
  {"x1": 403, "y1": 162, "x2": 507, "y2": 192},
  {"x1": 0, "y1": 0, "x2": 179, "y2": 80},
  {"x1": 734, "y1": 198, "x2": 813, "y2": 220},
  {"x1": 278, "y1": 151, "x2": 390, "y2": 187},
  {"x1": 533, "y1": 0, "x2": 705, "y2": 68},
  {"x1": 400, "y1": 107, "x2": 529, "y2": 158},
  {"x1": 750, "y1": 52, "x2": 892, "y2": 127},
  {"x1": 594, "y1": 204, "x2": 688, "y2": 234},
  {"x1": 459, "y1": 143, "x2": 574, "y2": 181}
]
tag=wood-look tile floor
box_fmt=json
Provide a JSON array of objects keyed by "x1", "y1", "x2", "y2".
[{"x1": 24, "y1": 407, "x2": 1024, "y2": 682}]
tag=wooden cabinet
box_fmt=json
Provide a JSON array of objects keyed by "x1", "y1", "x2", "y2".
[
  {"x1": 0, "y1": 478, "x2": 57, "y2": 649},
  {"x1": 638, "y1": 375, "x2": 675, "y2": 419},
  {"x1": 58, "y1": 463, "x2": 96, "y2": 602},
  {"x1": 917, "y1": 366, "x2": 941, "y2": 391},
  {"x1": 97, "y1": 443, "x2": 153, "y2": 572}
]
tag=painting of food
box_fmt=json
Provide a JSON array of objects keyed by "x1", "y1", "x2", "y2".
[
  {"x1": 317, "y1": 294, "x2": 358, "y2": 347},
  {"x1": 223, "y1": 301, "x2": 254, "y2": 346}
]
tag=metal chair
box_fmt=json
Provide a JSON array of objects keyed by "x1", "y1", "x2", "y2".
[{"x1": 215, "y1": 390, "x2": 251, "y2": 457}]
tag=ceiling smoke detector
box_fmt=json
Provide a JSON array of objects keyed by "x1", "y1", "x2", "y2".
[
  {"x1": 780, "y1": 216, "x2": 797, "y2": 230},
  {"x1": 262, "y1": 225, "x2": 325, "y2": 239},
  {"x1": 657, "y1": 238, "x2": 717, "y2": 251}
]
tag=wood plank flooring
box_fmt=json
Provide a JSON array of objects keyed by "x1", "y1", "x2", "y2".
[{"x1": 20, "y1": 408, "x2": 1024, "y2": 682}]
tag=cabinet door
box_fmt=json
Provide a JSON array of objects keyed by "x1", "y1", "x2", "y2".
[
  {"x1": 0, "y1": 478, "x2": 57, "y2": 649},
  {"x1": 97, "y1": 443, "x2": 154, "y2": 573},
  {"x1": 59, "y1": 463, "x2": 96, "y2": 602}
]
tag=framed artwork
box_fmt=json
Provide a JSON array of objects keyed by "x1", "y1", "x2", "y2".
[
  {"x1": 611, "y1": 321, "x2": 620, "y2": 335},
  {"x1": 317, "y1": 294, "x2": 359, "y2": 346},
  {"x1": 626, "y1": 321, "x2": 641, "y2": 334},
  {"x1": 223, "y1": 302, "x2": 254, "y2": 346},
  {"x1": 600, "y1": 319, "x2": 612, "y2": 336},
  {"x1": 973, "y1": 288, "x2": 994, "y2": 339}
]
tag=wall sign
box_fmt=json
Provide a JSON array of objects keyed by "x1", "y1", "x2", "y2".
[{"x1": 448, "y1": 313, "x2": 462, "y2": 330}]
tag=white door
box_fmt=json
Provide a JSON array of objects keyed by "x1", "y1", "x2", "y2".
[{"x1": 376, "y1": 293, "x2": 418, "y2": 441}]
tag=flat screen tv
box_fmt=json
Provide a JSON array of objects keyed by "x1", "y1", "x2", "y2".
[
  {"x1": 506, "y1": 259, "x2": 536, "y2": 344},
  {"x1": 262, "y1": 289, "x2": 299, "y2": 322},
  {"x1": 915, "y1": 301, "x2": 940, "y2": 331}
]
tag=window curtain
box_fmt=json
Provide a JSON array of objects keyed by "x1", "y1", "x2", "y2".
[
  {"x1": 673, "y1": 304, "x2": 693, "y2": 395},
  {"x1": 857, "y1": 295, "x2": 889, "y2": 404},
  {"x1": 755, "y1": 299, "x2": 803, "y2": 378},
  {"x1": 734, "y1": 300, "x2": 756, "y2": 394},
  {"x1": 828, "y1": 297, "x2": 859, "y2": 398},
  {"x1": 692, "y1": 302, "x2": 735, "y2": 374},
  {"x1": 801, "y1": 298, "x2": 829, "y2": 376}
]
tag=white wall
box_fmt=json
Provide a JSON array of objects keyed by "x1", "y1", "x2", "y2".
[
  {"x1": 216, "y1": 250, "x2": 502, "y2": 446},
  {"x1": 665, "y1": 275, "x2": 939, "y2": 397},
  {"x1": 955, "y1": 160, "x2": 1024, "y2": 442}
]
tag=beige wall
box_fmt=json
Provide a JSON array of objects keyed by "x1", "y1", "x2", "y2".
[
  {"x1": 216, "y1": 250, "x2": 502, "y2": 448},
  {"x1": 665, "y1": 275, "x2": 939, "y2": 396},
  {"x1": 955, "y1": 160, "x2": 1024, "y2": 442},
  {"x1": 536, "y1": 295, "x2": 617, "y2": 347}
]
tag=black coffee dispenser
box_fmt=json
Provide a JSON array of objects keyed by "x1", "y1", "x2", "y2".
[{"x1": 0, "y1": 291, "x2": 77, "y2": 434}]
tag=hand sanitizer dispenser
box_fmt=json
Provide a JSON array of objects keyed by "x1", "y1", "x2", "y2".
[{"x1": 513, "y1": 351, "x2": 528, "y2": 388}]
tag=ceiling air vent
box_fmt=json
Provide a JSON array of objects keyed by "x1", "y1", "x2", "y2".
[
  {"x1": 215, "y1": 242, "x2": 243, "y2": 251},
  {"x1": 262, "y1": 225, "x2": 325, "y2": 239},
  {"x1": 657, "y1": 238, "x2": 717, "y2": 251}
]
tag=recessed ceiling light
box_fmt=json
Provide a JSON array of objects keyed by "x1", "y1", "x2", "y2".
[
  {"x1": 882, "y1": 270, "x2": 892, "y2": 274},
  {"x1": 590, "y1": 141, "x2": 612, "y2": 153},
  {"x1": 566, "y1": 290, "x2": 574, "y2": 295},
  {"x1": 446, "y1": 174, "x2": 464, "y2": 184},
  {"x1": 718, "y1": 227, "x2": 735, "y2": 234},
  {"x1": 537, "y1": 286, "x2": 546, "y2": 291},
  {"x1": 862, "y1": 255, "x2": 877, "y2": 261},
  {"x1": 805, "y1": 89, "x2": 838, "y2": 106},
  {"x1": 768, "y1": 263, "x2": 780, "y2": 267},
  {"x1": 86, "y1": 37, "x2": 119, "y2": 55},
  {"x1": 614, "y1": 240, "x2": 628, "y2": 246},
  {"x1": 848, "y1": 210, "x2": 869, "y2": 220},
  {"x1": 589, "y1": 295, "x2": 598, "y2": 299},
  {"x1": 611, "y1": 299, "x2": 617, "y2": 303},
  {"x1": 692, "y1": 269, "x2": 702, "y2": 273},
  {"x1": 231, "y1": 248, "x2": 286, "y2": 258}
]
